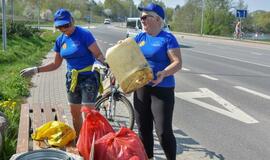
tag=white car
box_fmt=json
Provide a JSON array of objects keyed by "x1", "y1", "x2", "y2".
[
  {"x1": 126, "y1": 17, "x2": 170, "y2": 38},
  {"x1": 104, "y1": 19, "x2": 111, "y2": 24}
]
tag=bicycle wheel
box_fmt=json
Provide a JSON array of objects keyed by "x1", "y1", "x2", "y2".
[{"x1": 95, "y1": 93, "x2": 135, "y2": 130}]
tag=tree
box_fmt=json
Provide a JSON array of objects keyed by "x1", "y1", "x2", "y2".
[
  {"x1": 165, "y1": 7, "x2": 174, "y2": 22},
  {"x1": 250, "y1": 11, "x2": 270, "y2": 33},
  {"x1": 73, "y1": 10, "x2": 82, "y2": 19},
  {"x1": 171, "y1": 0, "x2": 202, "y2": 33},
  {"x1": 203, "y1": 0, "x2": 235, "y2": 36},
  {"x1": 41, "y1": 9, "x2": 52, "y2": 21}
]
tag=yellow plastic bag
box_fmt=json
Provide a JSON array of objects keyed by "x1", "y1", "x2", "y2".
[{"x1": 31, "y1": 121, "x2": 76, "y2": 147}]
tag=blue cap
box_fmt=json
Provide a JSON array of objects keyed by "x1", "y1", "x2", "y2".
[
  {"x1": 138, "y1": 3, "x2": 165, "y2": 19},
  {"x1": 54, "y1": 8, "x2": 72, "y2": 27}
]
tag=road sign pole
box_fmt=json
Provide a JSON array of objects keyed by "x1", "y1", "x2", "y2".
[{"x1": 200, "y1": 0, "x2": 204, "y2": 36}]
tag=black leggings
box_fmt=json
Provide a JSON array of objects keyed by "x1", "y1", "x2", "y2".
[{"x1": 134, "y1": 86, "x2": 176, "y2": 160}]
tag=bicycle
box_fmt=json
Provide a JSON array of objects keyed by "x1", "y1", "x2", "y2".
[
  {"x1": 233, "y1": 31, "x2": 245, "y2": 40},
  {"x1": 95, "y1": 67, "x2": 135, "y2": 130}
]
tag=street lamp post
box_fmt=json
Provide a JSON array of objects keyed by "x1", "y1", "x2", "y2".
[
  {"x1": 2, "y1": 0, "x2": 7, "y2": 51},
  {"x1": 200, "y1": 0, "x2": 205, "y2": 36},
  {"x1": 11, "y1": 0, "x2": 14, "y2": 23},
  {"x1": 37, "y1": 0, "x2": 40, "y2": 29}
]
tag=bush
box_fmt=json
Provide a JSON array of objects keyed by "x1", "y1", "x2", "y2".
[{"x1": 0, "y1": 21, "x2": 40, "y2": 37}]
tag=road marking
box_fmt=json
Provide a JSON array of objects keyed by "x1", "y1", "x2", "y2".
[
  {"x1": 234, "y1": 86, "x2": 270, "y2": 100},
  {"x1": 104, "y1": 41, "x2": 108, "y2": 44},
  {"x1": 250, "y1": 52, "x2": 262, "y2": 55},
  {"x1": 182, "y1": 67, "x2": 190, "y2": 71},
  {"x1": 82, "y1": 26, "x2": 96, "y2": 29},
  {"x1": 200, "y1": 74, "x2": 218, "y2": 80},
  {"x1": 175, "y1": 88, "x2": 259, "y2": 124},
  {"x1": 109, "y1": 43, "x2": 114, "y2": 46},
  {"x1": 191, "y1": 49, "x2": 270, "y2": 68}
]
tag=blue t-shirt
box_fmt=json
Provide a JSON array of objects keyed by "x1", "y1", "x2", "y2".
[
  {"x1": 53, "y1": 26, "x2": 96, "y2": 75},
  {"x1": 134, "y1": 30, "x2": 180, "y2": 87}
]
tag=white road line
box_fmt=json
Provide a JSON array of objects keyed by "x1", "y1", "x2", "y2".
[
  {"x1": 182, "y1": 67, "x2": 190, "y2": 71},
  {"x1": 191, "y1": 49, "x2": 270, "y2": 68},
  {"x1": 104, "y1": 41, "x2": 108, "y2": 44},
  {"x1": 109, "y1": 43, "x2": 114, "y2": 46},
  {"x1": 250, "y1": 52, "x2": 262, "y2": 55},
  {"x1": 175, "y1": 88, "x2": 259, "y2": 124},
  {"x1": 234, "y1": 86, "x2": 270, "y2": 100},
  {"x1": 200, "y1": 74, "x2": 219, "y2": 80}
]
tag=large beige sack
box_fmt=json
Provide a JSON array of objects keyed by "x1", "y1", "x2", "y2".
[{"x1": 106, "y1": 38, "x2": 153, "y2": 93}]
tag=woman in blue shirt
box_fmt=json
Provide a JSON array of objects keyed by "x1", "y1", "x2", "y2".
[
  {"x1": 20, "y1": 8, "x2": 106, "y2": 135},
  {"x1": 134, "y1": 3, "x2": 182, "y2": 160}
]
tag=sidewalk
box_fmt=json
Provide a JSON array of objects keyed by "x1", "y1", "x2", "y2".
[{"x1": 26, "y1": 51, "x2": 222, "y2": 160}]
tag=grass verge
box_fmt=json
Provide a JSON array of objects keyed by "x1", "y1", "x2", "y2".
[{"x1": 0, "y1": 30, "x2": 58, "y2": 159}]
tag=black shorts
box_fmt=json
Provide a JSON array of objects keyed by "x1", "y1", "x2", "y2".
[{"x1": 65, "y1": 72, "x2": 99, "y2": 105}]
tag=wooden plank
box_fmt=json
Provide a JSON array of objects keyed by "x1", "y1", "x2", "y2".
[
  {"x1": 16, "y1": 103, "x2": 30, "y2": 153},
  {"x1": 16, "y1": 103, "x2": 79, "y2": 154},
  {"x1": 32, "y1": 104, "x2": 44, "y2": 150},
  {"x1": 55, "y1": 104, "x2": 70, "y2": 125},
  {"x1": 43, "y1": 104, "x2": 54, "y2": 122}
]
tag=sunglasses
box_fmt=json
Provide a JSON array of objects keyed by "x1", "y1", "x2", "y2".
[
  {"x1": 56, "y1": 23, "x2": 71, "y2": 29},
  {"x1": 140, "y1": 15, "x2": 154, "y2": 21}
]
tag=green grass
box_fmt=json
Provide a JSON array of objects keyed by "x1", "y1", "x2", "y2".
[{"x1": 0, "y1": 30, "x2": 58, "y2": 159}]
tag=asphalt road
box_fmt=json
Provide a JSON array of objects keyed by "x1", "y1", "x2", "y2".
[{"x1": 90, "y1": 24, "x2": 270, "y2": 160}]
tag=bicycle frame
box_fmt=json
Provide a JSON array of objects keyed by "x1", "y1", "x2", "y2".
[
  {"x1": 106, "y1": 75, "x2": 118, "y2": 121},
  {"x1": 96, "y1": 69, "x2": 120, "y2": 121},
  {"x1": 95, "y1": 66, "x2": 135, "y2": 129}
]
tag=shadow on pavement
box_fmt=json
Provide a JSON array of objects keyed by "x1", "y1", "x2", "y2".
[
  {"x1": 153, "y1": 128, "x2": 225, "y2": 160},
  {"x1": 180, "y1": 44, "x2": 193, "y2": 48}
]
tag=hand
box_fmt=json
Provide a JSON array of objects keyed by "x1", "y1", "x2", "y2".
[
  {"x1": 151, "y1": 71, "x2": 166, "y2": 87},
  {"x1": 20, "y1": 67, "x2": 38, "y2": 77}
]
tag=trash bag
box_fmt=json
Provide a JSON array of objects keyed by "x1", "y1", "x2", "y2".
[
  {"x1": 76, "y1": 107, "x2": 114, "y2": 160},
  {"x1": 31, "y1": 121, "x2": 76, "y2": 148},
  {"x1": 94, "y1": 127, "x2": 148, "y2": 160}
]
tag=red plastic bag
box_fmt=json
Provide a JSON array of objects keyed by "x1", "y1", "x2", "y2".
[
  {"x1": 94, "y1": 127, "x2": 148, "y2": 160},
  {"x1": 76, "y1": 107, "x2": 114, "y2": 160}
]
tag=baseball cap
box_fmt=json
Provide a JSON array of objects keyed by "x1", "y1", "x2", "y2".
[
  {"x1": 138, "y1": 3, "x2": 165, "y2": 19},
  {"x1": 54, "y1": 8, "x2": 72, "y2": 27}
]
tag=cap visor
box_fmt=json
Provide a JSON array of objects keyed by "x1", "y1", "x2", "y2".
[
  {"x1": 138, "y1": 7, "x2": 151, "y2": 12},
  {"x1": 54, "y1": 20, "x2": 70, "y2": 27}
]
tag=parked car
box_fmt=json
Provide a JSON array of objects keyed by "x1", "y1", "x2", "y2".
[
  {"x1": 104, "y1": 19, "x2": 111, "y2": 24},
  {"x1": 126, "y1": 17, "x2": 170, "y2": 38}
]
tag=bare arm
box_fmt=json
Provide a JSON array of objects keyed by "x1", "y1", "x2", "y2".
[
  {"x1": 162, "y1": 48, "x2": 182, "y2": 76},
  {"x1": 38, "y1": 52, "x2": 63, "y2": 72},
  {"x1": 151, "y1": 48, "x2": 182, "y2": 86},
  {"x1": 88, "y1": 42, "x2": 106, "y2": 64}
]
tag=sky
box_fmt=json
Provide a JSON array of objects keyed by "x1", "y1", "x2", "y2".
[{"x1": 96, "y1": 0, "x2": 270, "y2": 12}]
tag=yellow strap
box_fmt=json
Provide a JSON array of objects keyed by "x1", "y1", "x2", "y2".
[{"x1": 70, "y1": 65, "x2": 103, "y2": 94}]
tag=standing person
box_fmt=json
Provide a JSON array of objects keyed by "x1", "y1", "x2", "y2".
[
  {"x1": 20, "y1": 8, "x2": 106, "y2": 135},
  {"x1": 133, "y1": 3, "x2": 182, "y2": 160}
]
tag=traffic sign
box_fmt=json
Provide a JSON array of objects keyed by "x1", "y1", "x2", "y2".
[{"x1": 236, "y1": 9, "x2": 248, "y2": 18}]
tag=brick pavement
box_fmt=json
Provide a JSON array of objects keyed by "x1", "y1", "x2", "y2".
[{"x1": 26, "y1": 51, "x2": 74, "y2": 127}]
